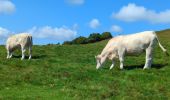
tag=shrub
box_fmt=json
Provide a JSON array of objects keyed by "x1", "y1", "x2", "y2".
[
  {"x1": 63, "y1": 41, "x2": 73, "y2": 45},
  {"x1": 101, "y1": 32, "x2": 112, "y2": 40},
  {"x1": 87, "y1": 33, "x2": 102, "y2": 43},
  {"x1": 72, "y1": 36, "x2": 88, "y2": 44},
  {"x1": 62, "y1": 32, "x2": 112, "y2": 45}
]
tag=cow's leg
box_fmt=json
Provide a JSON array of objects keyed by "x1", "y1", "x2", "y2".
[
  {"x1": 143, "y1": 47, "x2": 153, "y2": 69},
  {"x1": 110, "y1": 60, "x2": 115, "y2": 70},
  {"x1": 28, "y1": 46, "x2": 32, "y2": 60},
  {"x1": 7, "y1": 50, "x2": 13, "y2": 59},
  {"x1": 118, "y1": 48, "x2": 125, "y2": 70},
  {"x1": 9, "y1": 52, "x2": 13, "y2": 58},
  {"x1": 21, "y1": 46, "x2": 26, "y2": 60},
  {"x1": 7, "y1": 50, "x2": 10, "y2": 59},
  {"x1": 119, "y1": 57, "x2": 124, "y2": 70}
]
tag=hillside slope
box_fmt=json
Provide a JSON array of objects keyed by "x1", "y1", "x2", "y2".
[{"x1": 0, "y1": 29, "x2": 169, "y2": 99}]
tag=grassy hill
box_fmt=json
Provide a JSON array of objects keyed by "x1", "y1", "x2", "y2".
[{"x1": 0, "y1": 29, "x2": 170, "y2": 99}]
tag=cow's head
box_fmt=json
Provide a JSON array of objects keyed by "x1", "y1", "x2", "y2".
[{"x1": 95, "y1": 54, "x2": 107, "y2": 69}]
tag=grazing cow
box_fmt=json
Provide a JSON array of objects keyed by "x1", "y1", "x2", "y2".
[
  {"x1": 6, "y1": 33, "x2": 33, "y2": 60},
  {"x1": 95, "y1": 31, "x2": 168, "y2": 70}
]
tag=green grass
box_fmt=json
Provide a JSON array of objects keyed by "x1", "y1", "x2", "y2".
[{"x1": 0, "y1": 29, "x2": 170, "y2": 99}]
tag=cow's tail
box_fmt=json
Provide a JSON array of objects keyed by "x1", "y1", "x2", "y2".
[{"x1": 154, "y1": 32, "x2": 169, "y2": 56}]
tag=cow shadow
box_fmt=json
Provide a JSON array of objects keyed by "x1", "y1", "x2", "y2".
[
  {"x1": 124, "y1": 63, "x2": 168, "y2": 70},
  {"x1": 12, "y1": 55, "x2": 47, "y2": 59}
]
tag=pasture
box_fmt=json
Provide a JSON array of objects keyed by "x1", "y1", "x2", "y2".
[{"x1": 0, "y1": 29, "x2": 170, "y2": 99}]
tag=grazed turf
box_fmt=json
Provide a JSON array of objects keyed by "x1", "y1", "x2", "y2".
[{"x1": 0, "y1": 29, "x2": 169, "y2": 100}]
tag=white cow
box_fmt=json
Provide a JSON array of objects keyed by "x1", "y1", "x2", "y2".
[
  {"x1": 95, "y1": 31, "x2": 168, "y2": 70},
  {"x1": 6, "y1": 33, "x2": 33, "y2": 60}
]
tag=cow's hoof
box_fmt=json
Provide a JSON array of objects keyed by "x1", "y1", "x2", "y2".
[
  {"x1": 120, "y1": 67, "x2": 124, "y2": 70},
  {"x1": 143, "y1": 67, "x2": 150, "y2": 70}
]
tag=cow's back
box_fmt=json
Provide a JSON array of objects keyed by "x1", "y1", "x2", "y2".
[
  {"x1": 100, "y1": 31, "x2": 156, "y2": 56},
  {"x1": 7, "y1": 33, "x2": 32, "y2": 47},
  {"x1": 121, "y1": 31, "x2": 156, "y2": 55}
]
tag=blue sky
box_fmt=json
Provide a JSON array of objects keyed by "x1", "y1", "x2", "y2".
[{"x1": 0, "y1": 0, "x2": 170, "y2": 44}]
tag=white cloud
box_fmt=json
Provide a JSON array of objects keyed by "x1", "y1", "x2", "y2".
[
  {"x1": 0, "y1": 26, "x2": 77, "y2": 44},
  {"x1": 0, "y1": 27, "x2": 12, "y2": 44},
  {"x1": 72, "y1": 23, "x2": 79, "y2": 30},
  {"x1": 0, "y1": 27, "x2": 11, "y2": 38},
  {"x1": 0, "y1": 0, "x2": 15, "y2": 14},
  {"x1": 112, "y1": 3, "x2": 170, "y2": 24},
  {"x1": 27, "y1": 26, "x2": 77, "y2": 41},
  {"x1": 89, "y1": 19, "x2": 100, "y2": 29},
  {"x1": 110, "y1": 25, "x2": 122, "y2": 32},
  {"x1": 66, "y1": 0, "x2": 84, "y2": 5}
]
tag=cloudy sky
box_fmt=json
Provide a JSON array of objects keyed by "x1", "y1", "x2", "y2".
[{"x1": 0, "y1": 0, "x2": 170, "y2": 44}]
